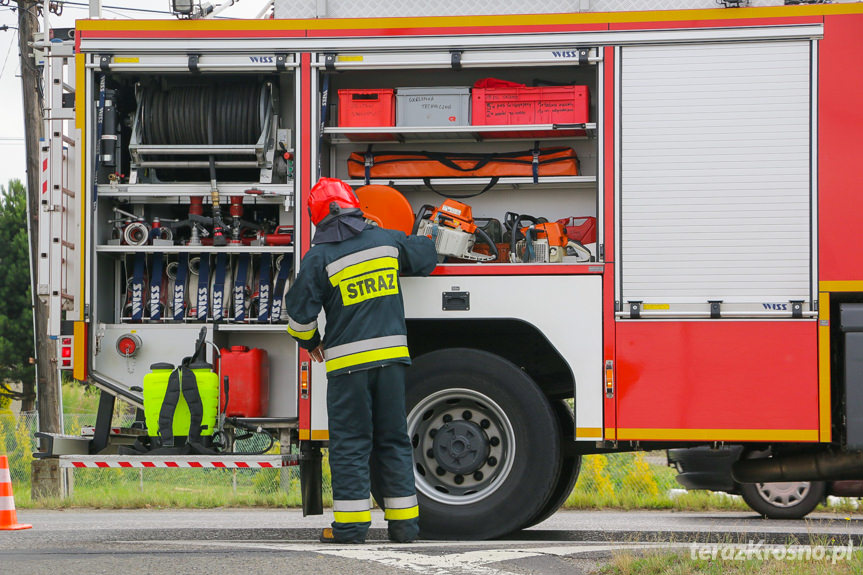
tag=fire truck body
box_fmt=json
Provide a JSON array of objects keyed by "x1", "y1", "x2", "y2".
[{"x1": 36, "y1": 2, "x2": 863, "y2": 539}]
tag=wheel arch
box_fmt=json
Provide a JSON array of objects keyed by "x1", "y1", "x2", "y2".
[{"x1": 406, "y1": 318, "x2": 575, "y2": 399}]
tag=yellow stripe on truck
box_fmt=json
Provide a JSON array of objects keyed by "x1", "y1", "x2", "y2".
[
  {"x1": 73, "y1": 321, "x2": 87, "y2": 381},
  {"x1": 818, "y1": 292, "x2": 832, "y2": 442},
  {"x1": 75, "y1": 4, "x2": 863, "y2": 35}
]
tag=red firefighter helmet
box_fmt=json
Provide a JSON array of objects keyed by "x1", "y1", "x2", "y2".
[{"x1": 308, "y1": 178, "x2": 361, "y2": 226}]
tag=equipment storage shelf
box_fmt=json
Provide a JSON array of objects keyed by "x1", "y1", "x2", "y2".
[
  {"x1": 96, "y1": 184, "x2": 294, "y2": 206},
  {"x1": 215, "y1": 324, "x2": 289, "y2": 332},
  {"x1": 323, "y1": 123, "x2": 597, "y2": 144},
  {"x1": 317, "y1": 51, "x2": 602, "y2": 267},
  {"x1": 96, "y1": 246, "x2": 295, "y2": 254},
  {"x1": 343, "y1": 176, "x2": 596, "y2": 189}
]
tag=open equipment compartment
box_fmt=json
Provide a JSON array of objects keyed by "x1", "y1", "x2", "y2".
[
  {"x1": 317, "y1": 48, "x2": 602, "y2": 267},
  {"x1": 87, "y1": 53, "x2": 301, "y2": 419}
]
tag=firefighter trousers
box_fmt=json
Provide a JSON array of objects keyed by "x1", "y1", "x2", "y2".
[{"x1": 326, "y1": 363, "x2": 419, "y2": 542}]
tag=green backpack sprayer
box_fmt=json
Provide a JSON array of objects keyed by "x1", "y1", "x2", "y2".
[{"x1": 121, "y1": 327, "x2": 273, "y2": 455}]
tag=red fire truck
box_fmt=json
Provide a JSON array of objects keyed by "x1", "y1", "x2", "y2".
[{"x1": 37, "y1": 1, "x2": 863, "y2": 539}]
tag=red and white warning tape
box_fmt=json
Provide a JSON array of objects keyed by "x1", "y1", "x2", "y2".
[
  {"x1": 58, "y1": 455, "x2": 298, "y2": 469},
  {"x1": 80, "y1": 426, "x2": 123, "y2": 436}
]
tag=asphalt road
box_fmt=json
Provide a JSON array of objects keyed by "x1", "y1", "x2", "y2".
[{"x1": 2, "y1": 508, "x2": 862, "y2": 575}]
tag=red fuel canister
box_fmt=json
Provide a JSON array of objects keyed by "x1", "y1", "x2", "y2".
[{"x1": 218, "y1": 346, "x2": 269, "y2": 417}]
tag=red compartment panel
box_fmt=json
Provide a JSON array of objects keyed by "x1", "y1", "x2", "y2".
[{"x1": 615, "y1": 321, "x2": 819, "y2": 441}]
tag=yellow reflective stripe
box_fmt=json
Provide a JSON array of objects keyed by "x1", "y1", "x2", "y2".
[
  {"x1": 329, "y1": 256, "x2": 399, "y2": 287},
  {"x1": 287, "y1": 325, "x2": 317, "y2": 341},
  {"x1": 333, "y1": 510, "x2": 372, "y2": 523},
  {"x1": 384, "y1": 505, "x2": 419, "y2": 521},
  {"x1": 325, "y1": 346, "x2": 410, "y2": 373}
]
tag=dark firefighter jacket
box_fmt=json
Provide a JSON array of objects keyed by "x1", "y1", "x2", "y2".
[{"x1": 284, "y1": 225, "x2": 437, "y2": 376}]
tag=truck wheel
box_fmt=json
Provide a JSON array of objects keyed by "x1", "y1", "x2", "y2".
[
  {"x1": 406, "y1": 348, "x2": 561, "y2": 540},
  {"x1": 740, "y1": 480, "x2": 826, "y2": 519},
  {"x1": 521, "y1": 400, "x2": 581, "y2": 529}
]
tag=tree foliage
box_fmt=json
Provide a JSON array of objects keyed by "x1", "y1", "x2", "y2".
[{"x1": 0, "y1": 179, "x2": 35, "y2": 406}]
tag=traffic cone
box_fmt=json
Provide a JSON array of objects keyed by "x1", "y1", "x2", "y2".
[{"x1": 0, "y1": 454, "x2": 32, "y2": 530}]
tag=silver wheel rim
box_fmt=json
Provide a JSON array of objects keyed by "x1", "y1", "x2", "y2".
[
  {"x1": 755, "y1": 481, "x2": 811, "y2": 508},
  {"x1": 407, "y1": 388, "x2": 515, "y2": 506}
]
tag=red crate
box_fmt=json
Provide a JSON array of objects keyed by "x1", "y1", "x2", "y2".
[
  {"x1": 472, "y1": 85, "x2": 589, "y2": 127},
  {"x1": 338, "y1": 89, "x2": 395, "y2": 127}
]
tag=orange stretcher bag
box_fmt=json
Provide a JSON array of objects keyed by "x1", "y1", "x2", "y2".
[{"x1": 347, "y1": 146, "x2": 579, "y2": 184}]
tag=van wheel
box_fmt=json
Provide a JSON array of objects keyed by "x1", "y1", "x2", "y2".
[
  {"x1": 406, "y1": 348, "x2": 560, "y2": 540},
  {"x1": 521, "y1": 400, "x2": 581, "y2": 529}
]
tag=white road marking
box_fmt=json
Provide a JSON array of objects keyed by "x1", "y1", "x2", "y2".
[{"x1": 132, "y1": 539, "x2": 689, "y2": 575}]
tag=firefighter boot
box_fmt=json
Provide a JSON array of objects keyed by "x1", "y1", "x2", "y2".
[{"x1": 319, "y1": 527, "x2": 364, "y2": 544}]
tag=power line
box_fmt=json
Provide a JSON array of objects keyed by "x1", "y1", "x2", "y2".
[
  {"x1": 49, "y1": 1, "x2": 238, "y2": 17},
  {"x1": 47, "y1": 1, "x2": 177, "y2": 16},
  {"x1": 0, "y1": 29, "x2": 17, "y2": 80},
  {"x1": 2, "y1": 1, "x2": 247, "y2": 20},
  {"x1": 101, "y1": 7, "x2": 133, "y2": 20}
]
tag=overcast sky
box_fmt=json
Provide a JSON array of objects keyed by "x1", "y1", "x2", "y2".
[{"x1": 0, "y1": 0, "x2": 268, "y2": 190}]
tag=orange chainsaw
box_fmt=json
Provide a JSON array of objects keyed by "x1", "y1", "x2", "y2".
[
  {"x1": 506, "y1": 213, "x2": 592, "y2": 263},
  {"x1": 413, "y1": 199, "x2": 498, "y2": 262}
]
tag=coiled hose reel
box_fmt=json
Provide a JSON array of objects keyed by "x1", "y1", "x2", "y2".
[
  {"x1": 140, "y1": 82, "x2": 269, "y2": 147},
  {"x1": 128, "y1": 81, "x2": 276, "y2": 178}
]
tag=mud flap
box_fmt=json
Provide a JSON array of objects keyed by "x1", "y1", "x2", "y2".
[{"x1": 300, "y1": 442, "x2": 323, "y2": 516}]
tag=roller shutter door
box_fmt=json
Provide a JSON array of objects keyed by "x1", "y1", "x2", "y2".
[{"x1": 619, "y1": 41, "x2": 812, "y2": 317}]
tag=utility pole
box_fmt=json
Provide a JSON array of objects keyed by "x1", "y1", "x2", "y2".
[{"x1": 16, "y1": 0, "x2": 61, "y2": 437}]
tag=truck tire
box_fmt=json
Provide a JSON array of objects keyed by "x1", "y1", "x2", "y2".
[
  {"x1": 740, "y1": 480, "x2": 826, "y2": 519},
  {"x1": 521, "y1": 400, "x2": 581, "y2": 529},
  {"x1": 406, "y1": 348, "x2": 561, "y2": 540}
]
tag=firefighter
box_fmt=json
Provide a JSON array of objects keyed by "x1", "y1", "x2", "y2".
[{"x1": 285, "y1": 178, "x2": 437, "y2": 544}]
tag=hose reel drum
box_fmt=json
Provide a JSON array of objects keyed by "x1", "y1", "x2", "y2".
[{"x1": 128, "y1": 80, "x2": 287, "y2": 184}]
